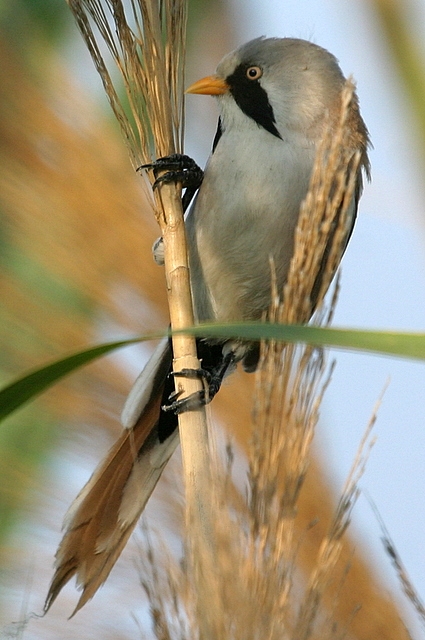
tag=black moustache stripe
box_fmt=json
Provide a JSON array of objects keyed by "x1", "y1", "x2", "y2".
[{"x1": 226, "y1": 63, "x2": 282, "y2": 140}]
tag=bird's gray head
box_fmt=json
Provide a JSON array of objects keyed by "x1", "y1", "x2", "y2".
[
  {"x1": 215, "y1": 37, "x2": 348, "y2": 139},
  {"x1": 186, "y1": 37, "x2": 370, "y2": 172}
]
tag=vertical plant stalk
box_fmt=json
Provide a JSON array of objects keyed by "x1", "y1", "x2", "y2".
[
  {"x1": 66, "y1": 0, "x2": 214, "y2": 550},
  {"x1": 155, "y1": 179, "x2": 214, "y2": 540},
  {"x1": 248, "y1": 80, "x2": 369, "y2": 638}
]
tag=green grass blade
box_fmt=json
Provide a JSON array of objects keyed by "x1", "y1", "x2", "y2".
[
  {"x1": 0, "y1": 337, "x2": 146, "y2": 422},
  {"x1": 2, "y1": 323, "x2": 425, "y2": 424},
  {"x1": 186, "y1": 323, "x2": 425, "y2": 360}
]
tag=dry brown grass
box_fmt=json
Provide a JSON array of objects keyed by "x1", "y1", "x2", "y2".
[
  {"x1": 67, "y1": 0, "x2": 186, "y2": 167},
  {"x1": 371, "y1": 498, "x2": 425, "y2": 631}
]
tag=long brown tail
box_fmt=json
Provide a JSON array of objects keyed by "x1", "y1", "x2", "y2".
[{"x1": 45, "y1": 339, "x2": 179, "y2": 615}]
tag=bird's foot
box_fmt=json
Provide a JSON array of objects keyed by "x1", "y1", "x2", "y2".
[
  {"x1": 163, "y1": 388, "x2": 207, "y2": 414},
  {"x1": 162, "y1": 367, "x2": 211, "y2": 414},
  {"x1": 162, "y1": 352, "x2": 234, "y2": 414},
  {"x1": 139, "y1": 154, "x2": 203, "y2": 210}
]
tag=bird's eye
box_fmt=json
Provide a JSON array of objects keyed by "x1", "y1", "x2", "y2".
[{"x1": 246, "y1": 66, "x2": 262, "y2": 80}]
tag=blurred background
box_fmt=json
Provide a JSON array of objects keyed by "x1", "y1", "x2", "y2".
[{"x1": 1, "y1": 0, "x2": 425, "y2": 638}]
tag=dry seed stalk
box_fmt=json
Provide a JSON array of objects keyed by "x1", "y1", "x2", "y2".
[
  {"x1": 366, "y1": 481, "x2": 425, "y2": 629},
  {"x1": 250, "y1": 79, "x2": 361, "y2": 535},
  {"x1": 67, "y1": 0, "x2": 185, "y2": 167},
  {"x1": 247, "y1": 79, "x2": 368, "y2": 638},
  {"x1": 66, "y1": 0, "x2": 214, "y2": 566}
]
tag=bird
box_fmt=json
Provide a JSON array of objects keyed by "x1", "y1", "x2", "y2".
[{"x1": 45, "y1": 36, "x2": 370, "y2": 614}]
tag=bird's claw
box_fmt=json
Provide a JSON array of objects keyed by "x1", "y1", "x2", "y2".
[
  {"x1": 170, "y1": 367, "x2": 212, "y2": 383},
  {"x1": 162, "y1": 367, "x2": 211, "y2": 414},
  {"x1": 162, "y1": 389, "x2": 207, "y2": 414},
  {"x1": 138, "y1": 154, "x2": 204, "y2": 192}
]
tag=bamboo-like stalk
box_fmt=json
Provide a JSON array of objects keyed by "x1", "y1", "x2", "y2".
[
  {"x1": 155, "y1": 180, "x2": 214, "y2": 543},
  {"x1": 66, "y1": 0, "x2": 214, "y2": 557}
]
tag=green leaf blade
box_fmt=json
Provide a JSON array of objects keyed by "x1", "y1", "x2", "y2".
[
  {"x1": 2, "y1": 323, "x2": 425, "y2": 425},
  {"x1": 187, "y1": 323, "x2": 425, "y2": 360},
  {"x1": 0, "y1": 338, "x2": 143, "y2": 422}
]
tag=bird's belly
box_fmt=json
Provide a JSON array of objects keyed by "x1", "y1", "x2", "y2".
[
  {"x1": 188, "y1": 140, "x2": 313, "y2": 323},
  {"x1": 194, "y1": 211, "x2": 297, "y2": 322}
]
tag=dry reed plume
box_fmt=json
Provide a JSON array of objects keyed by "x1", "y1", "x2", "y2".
[{"x1": 67, "y1": 0, "x2": 186, "y2": 167}]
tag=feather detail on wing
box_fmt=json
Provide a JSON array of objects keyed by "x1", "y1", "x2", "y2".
[{"x1": 45, "y1": 340, "x2": 179, "y2": 616}]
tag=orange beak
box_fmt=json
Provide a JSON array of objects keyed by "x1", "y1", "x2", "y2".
[{"x1": 185, "y1": 75, "x2": 229, "y2": 96}]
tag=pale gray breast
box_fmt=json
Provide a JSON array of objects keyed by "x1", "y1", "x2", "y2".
[{"x1": 186, "y1": 123, "x2": 316, "y2": 323}]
